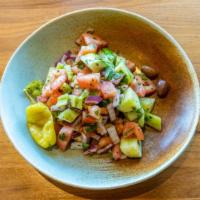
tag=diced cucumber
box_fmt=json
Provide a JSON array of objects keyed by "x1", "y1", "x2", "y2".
[
  {"x1": 115, "y1": 56, "x2": 126, "y2": 66},
  {"x1": 124, "y1": 108, "x2": 145, "y2": 127},
  {"x1": 140, "y1": 97, "x2": 155, "y2": 112},
  {"x1": 118, "y1": 84, "x2": 129, "y2": 93},
  {"x1": 69, "y1": 95, "x2": 83, "y2": 110},
  {"x1": 104, "y1": 66, "x2": 122, "y2": 81},
  {"x1": 51, "y1": 94, "x2": 69, "y2": 111},
  {"x1": 56, "y1": 62, "x2": 64, "y2": 69},
  {"x1": 60, "y1": 83, "x2": 72, "y2": 94},
  {"x1": 65, "y1": 65, "x2": 74, "y2": 82},
  {"x1": 56, "y1": 94, "x2": 69, "y2": 107},
  {"x1": 117, "y1": 87, "x2": 141, "y2": 113},
  {"x1": 145, "y1": 113, "x2": 161, "y2": 131},
  {"x1": 138, "y1": 108, "x2": 145, "y2": 127},
  {"x1": 68, "y1": 90, "x2": 89, "y2": 110},
  {"x1": 120, "y1": 138, "x2": 142, "y2": 158},
  {"x1": 58, "y1": 108, "x2": 79, "y2": 123},
  {"x1": 56, "y1": 63, "x2": 73, "y2": 81},
  {"x1": 99, "y1": 48, "x2": 116, "y2": 67},
  {"x1": 124, "y1": 111, "x2": 138, "y2": 121},
  {"x1": 80, "y1": 53, "x2": 106, "y2": 72},
  {"x1": 80, "y1": 89, "x2": 89, "y2": 100},
  {"x1": 115, "y1": 63, "x2": 133, "y2": 84}
]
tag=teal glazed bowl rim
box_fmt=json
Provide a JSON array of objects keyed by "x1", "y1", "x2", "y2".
[{"x1": 0, "y1": 8, "x2": 199, "y2": 190}]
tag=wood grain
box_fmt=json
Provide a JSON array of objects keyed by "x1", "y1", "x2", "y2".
[{"x1": 0, "y1": 0, "x2": 200, "y2": 199}]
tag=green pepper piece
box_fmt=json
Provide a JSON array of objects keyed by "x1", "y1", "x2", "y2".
[
  {"x1": 24, "y1": 80, "x2": 44, "y2": 104},
  {"x1": 26, "y1": 102, "x2": 56, "y2": 148}
]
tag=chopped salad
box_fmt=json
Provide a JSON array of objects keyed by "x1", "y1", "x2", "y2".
[{"x1": 24, "y1": 30, "x2": 169, "y2": 160}]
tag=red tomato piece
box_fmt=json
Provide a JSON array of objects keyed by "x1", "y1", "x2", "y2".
[
  {"x1": 57, "y1": 126, "x2": 73, "y2": 151},
  {"x1": 123, "y1": 122, "x2": 144, "y2": 140},
  {"x1": 46, "y1": 90, "x2": 61, "y2": 107},
  {"x1": 112, "y1": 144, "x2": 122, "y2": 160},
  {"x1": 126, "y1": 60, "x2": 136, "y2": 72},
  {"x1": 80, "y1": 67, "x2": 92, "y2": 75},
  {"x1": 77, "y1": 73, "x2": 100, "y2": 90},
  {"x1": 131, "y1": 75, "x2": 156, "y2": 97},
  {"x1": 81, "y1": 33, "x2": 108, "y2": 49},
  {"x1": 76, "y1": 44, "x2": 97, "y2": 62}
]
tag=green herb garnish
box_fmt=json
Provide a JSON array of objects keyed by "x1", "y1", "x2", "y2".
[
  {"x1": 59, "y1": 133, "x2": 65, "y2": 140},
  {"x1": 82, "y1": 143, "x2": 90, "y2": 150},
  {"x1": 99, "y1": 99, "x2": 111, "y2": 107},
  {"x1": 84, "y1": 124, "x2": 97, "y2": 132}
]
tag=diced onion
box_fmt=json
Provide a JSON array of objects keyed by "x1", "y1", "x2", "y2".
[
  {"x1": 113, "y1": 89, "x2": 120, "y2": 107},
  {"x1": 70, "y1": 142, "x2": 83, "y2": 150},
  {"x1": 107, "y1": 103, "x2": 116, "y2": 122},
  {"x1": 85, "y1": 96, "x2": 102, "y2": 104},
  {"x1": 107, "y1": 125, "x2": 120, "y2": 144},
  {"x1": 84, "y1": 144, "x2": 98, "y2": 155},
  {"x1": 97, "y1": 144, "x2": 113, "y2": 154},
  {"x1": 97, "y1": 121, "x2": 107, "y2": 135}
]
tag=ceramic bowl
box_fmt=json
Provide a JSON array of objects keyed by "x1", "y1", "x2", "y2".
[{"x1": 0, "y1": 8, "x2": 199, "y2": 190}]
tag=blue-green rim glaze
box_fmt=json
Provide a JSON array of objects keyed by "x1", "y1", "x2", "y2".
[{"x1": 0, "y1": 7, "x2": 199, "y2": 190}]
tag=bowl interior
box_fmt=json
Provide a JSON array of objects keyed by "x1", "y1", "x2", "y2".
[{"x1": 0, "y1": 8, "x2": 199, "y2": 189}]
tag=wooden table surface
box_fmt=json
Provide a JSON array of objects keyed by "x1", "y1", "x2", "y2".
[{"x1": 1, "y1": 0, "x2": 200, "y2": 199}]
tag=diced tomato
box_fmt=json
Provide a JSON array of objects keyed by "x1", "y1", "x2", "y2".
[
  {"x1": 76, "y1": 44, "x2": 97, "y2": 62},
  {"x1": 77, "y1": 73, "x2": 100, "y2": 90},
  {"x1": 98, "y1": 136, "x2": 113, "y2": 149},
  {"x1": 112, "y1": 144, "x2": 122, "y2": 160},
  {"x1": 46, "y1": 90, "x2": 61, "y2": 107},
  {"x1": 131, "y1": 75, "x2": 156, "y2": 97},
  {"x1": 131, "y1": 78, "x2": 146, "y2": 97},
  {"x1": 75, "y1": 36, "x2": 84, "y2": 46},
  {"x1": 57, "y1": 126, "x2": 73, "y2": 151},
  {"x1": 100, "y1": 107, "x2": 108, "y2": 115},
  {"x1": 80, "y1": 67, "x2": 92, "y2": 75},
  {"x1": 143, "y1": 80, "x2": 156, "y2": 96},
  {"x1": 126, "y1": 60, "x2": 136, "y2": 72},
  {"x1": 82, "y1": 111, "x2": 97, "y2": 124},
  {"x1": 82, "y1": 116, "x2": 97, "y2": 124},
  {"x1": 54, "y1": 122, "x2": 62, "y2": 135},
  {"x1": 114, "y1": 119, "x2": 124, "y2": 135},
  {"x1": 81, "y1": 33, "x2": 108, "y2": 49},
  {"x1": 100, "y1": 81, "x2": 117, "y2": 99},
  {"x1": 123, "y1": 122, "x2": 144, "y2": 140}
]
